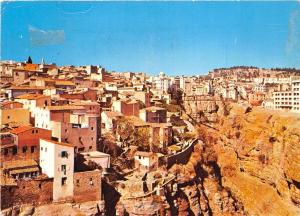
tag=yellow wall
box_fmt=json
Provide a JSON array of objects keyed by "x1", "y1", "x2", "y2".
[{"x1": 0, "y1": 109, "x2": 30, "y2": 126}]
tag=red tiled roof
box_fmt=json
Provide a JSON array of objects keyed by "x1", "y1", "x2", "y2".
[
  {"x1": 46, "y1": 105, "x2": 85, "y2": 111},
  {"x1": 16, "y1": 94, "x2": 49, "y2": 100},
  {"x1": 10, "y1": 125, "x2": 33, "y2": 134},
  {"x1": 8, "y1": 86, "x2": 45, "y2": 90}
]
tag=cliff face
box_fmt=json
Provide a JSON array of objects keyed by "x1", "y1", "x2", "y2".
[
  {"x1": 213, "y1": 105, "x2": 300, "y2": 215},
  {"x1": 168, "y1": 142, "x2": 245, "y2": 216},
  {"x1": 177, "y1": 100, "x2": 300, "y2": 215},
  {"x1": 183, "y1": 95, "x2": 228, "y2": 123}
]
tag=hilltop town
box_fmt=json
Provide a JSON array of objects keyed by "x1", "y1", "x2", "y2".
[{"x1": 1, "y1": 57, "x2": 300, "y2": 215}]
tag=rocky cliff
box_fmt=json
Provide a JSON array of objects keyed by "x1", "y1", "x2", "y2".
[
  {"x1": 172, "y1": 100, "x2": 300, "y2": 215},
  {"x1": 183, "y1": 95, "x2": 228, "y2": 123},
  {"x1": 204, "y1": 105, "x2": 300, "y2": 215}
]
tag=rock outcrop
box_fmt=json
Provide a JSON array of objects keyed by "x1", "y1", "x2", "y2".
[
  {"x1": 207, "y1": 105, "x2": 300, "y2": 215},
  {"x1": 183, "y1": 95, "x2": 228, "y2": 123}
]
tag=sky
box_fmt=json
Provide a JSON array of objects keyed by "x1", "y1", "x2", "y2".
[{"x1": 2, "y1": 1, "x2": 300, "y2": 76}]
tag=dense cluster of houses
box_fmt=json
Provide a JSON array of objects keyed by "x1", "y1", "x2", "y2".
[
  {"x1": 1, "y1": 58, "x2": 300, "y2": 212},
  {"x1": 0, "y1": 58, "x2": 183, "y2": 211}
]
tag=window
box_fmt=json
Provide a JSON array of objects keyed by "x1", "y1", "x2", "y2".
[
  {"x1": 32, "y1": 130, "x2": 34, "y2": 134},
  {"x1": 36, "y1": 130, "x2": 38, "y2": 133},
  {"x1": 89, "y1": 178, "x2": 93, "y2": 185},
  {"x1": 7, "y1": 116, "x2": 10, "y2": 119},
  {"x1": 76, "y1": 179, "x2": 80, "y2": 186},
  {"x1": 31, "y1": 146, "x2": 35, "y2": 153},
  {"x1": 61, "y1": 165, "x2": 66, "y2": 175},
  {"x1": 41, "y1": 147, "x2": 43, "y2": 151},
  {"x1": 61, "y1": 177, "x2": 67, "y2": 186},
  {"x1": 22, "y1": 146, "x2": 27, "y2": 153},
  {"x1": 91, "y1": 127, "x2": 94, "y2": 130},
  {"x1": 45, "y1": 147, "x2": 47, "y2": 152},
  {"x1": 4, "y1": 148, "x2": 8, "y2": 155},
  {"x1": 61, "y1": 151, "x2": 68, "y2": 158},
  {"x1": 12, "y1": 147, "x2": 17, "y2": 155},
  {"x1": 89, "y1": 146, "x2": 92, "y2": 150}
]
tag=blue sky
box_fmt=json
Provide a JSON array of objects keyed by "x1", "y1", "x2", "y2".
[{"x1": 2, "y1": 1, "x2": 300, "y2": 76}]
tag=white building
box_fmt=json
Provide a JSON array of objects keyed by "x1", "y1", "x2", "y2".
[
  {"x1": 134, "y1": 151, "x2": 159, "y2": 170},
  {"x1": 273, "y1": 78, "x2": 300, "y2": 112},
  {"x1": 154, "y1": 72, "x2": 171, "y2": 93},
  {"x1": 39, "y1": 139, "x2": 74, "y2": 201}
]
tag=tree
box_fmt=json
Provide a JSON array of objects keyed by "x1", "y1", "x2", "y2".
[
  {"x1": 26, "y1": 56, "x2": 33, "y2": 64},
  {"x1": 134, "y1": 127, "x2": 150, "y2": 151}
]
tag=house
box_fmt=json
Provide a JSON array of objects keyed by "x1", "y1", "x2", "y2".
[
  {"x1": 149, "y1": 123, "x2": 173, "y2": 150},
  {"x1": 0, "y1": 101, "x2": 23, "y2": 109},
  {"x1": 39, "y1": 139, "x2": 74, "y2": 201},
  {"x1": 34, "y1": 106, "x2": 101, "y2": 153},
  {"x1": 80, "y1": 151, "x2": 110, "y2": 174},
  {"x1": 133, "y1": 91, "x2": 151, "y2": 107},
  {"x1": 6, "y1": 86, "x2": 45, "y2": 99},
  {"x1": 15, "y1": 94, "x2": 51, "y2": 123},
  {"x1": 0, "y1": 132, "x2": 18, "y2": 162},
  {"x1": 248, "y1": 92, "x2": 266, "y2": 106},
  {"x1": 2, "y1": 159, "x2": 40, "y2": 180},
  {"x1": 101, "y1": 111, "x2": 124, "y2": 133},
  {"x1": 112, "y1": 98, "x2": 140, "y2": 117},
  {"x1": 10, "y1": 126, "x2": 51, "y2": 161},
  {"x1": 12, "y1": 68, "x2": 42, "y2": 85},
  {"x1": 262, "y1": 98, "x2": 274, "y2": 109},
  {"x1": 139, "y1": 106, "x2": 167, "y2": 123},
  {"x1": 134, "y1": 151, "x2": 160, "y2": 170},
  {"x1": 0, "y1": 106, "x2": 30, "y2": 127}
]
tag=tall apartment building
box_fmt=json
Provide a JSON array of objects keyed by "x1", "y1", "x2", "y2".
[
  {"x1": 273, "y1": 78, "x2": 300, "y2": 112},
  {"x1": 154, "y1": 72, "x2": 171, "y2": 93}
]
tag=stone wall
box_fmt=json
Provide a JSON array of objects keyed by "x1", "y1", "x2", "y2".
[
  {"x1": 167, "y1": 139, "x2": 199, "y2": 168},
  {"x1": 1, "y1": 177, "x2": 53, "y2": 210},
  {"x1": 73, "y1": 170, "x2": 102, "y2": 203}
]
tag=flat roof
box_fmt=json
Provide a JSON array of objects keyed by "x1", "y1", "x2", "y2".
[{"x1": 40, "y1": 138, "x2": 74, "y2": 148}]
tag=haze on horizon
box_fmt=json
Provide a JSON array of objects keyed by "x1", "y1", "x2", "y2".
[{"x1": 2, "y1": 1, "x2": 300, "y2": 76}]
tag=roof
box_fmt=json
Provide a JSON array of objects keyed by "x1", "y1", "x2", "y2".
[
  {"x1": 46, "y1": 105, "x2": 85, "y2": 111},
  {"x1": 16, "y1": 94, "x2": 49, "y2": 100},
  {"x1": 135, "y1": 151, "x2": 156, "y2": 157},
  {"x1": 10, "y1": 167, "x2": 39, "y2": 175},
  {"x1": 2, "y1": 159, "x2": 38, "y2": 170},
  {"x1": 71, "y1": 100, "x2": 100, "y2": 106},
  {"x1": 1, "y1": 101, "x2": 23, "y2": 106},
  {"x1": 10, "y1": 125, "x2": 33, "y2": 134},
  {"x1": 23, "y1": 63, "x2": 40, "y2": 71},
  {"x1": 103, "y1": 111, "x2": 124, "y2": 118},
  {"x1": 81, "y1": 151, "x2": 110, "y2": 158},
  {"x1": 40, "y1": 138, "x2": 74, "y2": 148},
  {"x1": 8, "y1": 86, "x2": 45, "y2": 90},
  {"x1": 142, "y1": 106, "x2": 166, "y2": 112},
  {"x1": 55, "y1": 80, "x2": 75, "y2": 86},
  {"x1": 149, "y1": 122, "x2": 172, "y2": 128},
  {"x1": 124, "y1": 116, "x2": 149, "y2": 127}
]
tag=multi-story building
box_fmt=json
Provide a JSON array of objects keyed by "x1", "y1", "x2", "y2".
[
  {"x1": 154, "y1": 72, "x2": 171, "y2": 93},
  {"x1": 34, "y1": 106, "x2": 101, "y2": 152},
  {"x1": 39, "y1": 139, "x2": 74, "y2": 201},
  {"x1": 273, "y1": 78, "x2": 300, "y2": 112},
  {"x1": 139, "y1": 106, "x2": 167, "y2": 123}
]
